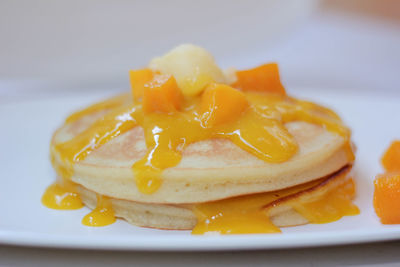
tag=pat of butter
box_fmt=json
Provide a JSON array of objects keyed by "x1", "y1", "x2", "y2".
[{"x1": 149, "y1": 44, "x2": 226, "y2": 96}]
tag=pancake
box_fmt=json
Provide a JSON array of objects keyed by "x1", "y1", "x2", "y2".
[
  {"x1": 75, "y1": 165, "x2": 356, "y2": 231},
  {"x1": 51, "y1": 114, "x2": 351, "y2": 204},
  {"x1": 43, "y1": 44, "x2": 359, "y2": 233}
]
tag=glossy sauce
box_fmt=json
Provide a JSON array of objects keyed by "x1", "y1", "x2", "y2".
[
  {"x1": 292, "y1": 178, "x2": 359, "y2": 223},
  {"x1": 42, "y1": 155, "x2": 83, "y2": 209},
  {"x1": 41, "y1": 181, "x2": 83, "y2": 210},
  {"x1": 82, "y1": 195, "x2": 116, "y2": 227},
  {"x1": 192, "y1": 176, "x2": 359, "y2": 234},
  {"x1": 53, "y1": 92, "x2": 353, "y2": 194},
  {"x1": 192, "y1": 178, "x2": 322, "y2": 235},
  {"x1": 45, "y1": 85, "x2": 355, "y2": 230}
]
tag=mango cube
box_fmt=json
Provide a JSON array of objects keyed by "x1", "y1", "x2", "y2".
[
  {"x1": 374, "y1": 172, "x2": 400, "y2": 224},
  {"x1": 129, "y1": 69, "x2": 154, "y2": 101},
  {"x1": 143, "y1": 74, "x2": 183, "y2": 114},
  {"x1": 382, "y1": 140, "x2": 400, "y2": 172},
  {"x1": 200, "y1": 83, "x2": 249, "y2": 127},
  {"x1": 233, "y1": 63, "x2": 286, "y2": 95}
]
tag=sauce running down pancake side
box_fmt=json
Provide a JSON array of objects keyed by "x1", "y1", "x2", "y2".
[
  {"x1": 192, "y1": 168, "x2": 359, "y2": 234},
  {"x1": 53, "y1": 92, "x2": 353, "y2": 192},
  {"x1": 42, "y1": 89, "x2": 358, "y2": 231}
]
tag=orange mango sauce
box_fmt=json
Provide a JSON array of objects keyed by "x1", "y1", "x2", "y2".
[
  {"x1": 193, "y1": 175, "x2": 359, "y2": 234},
  {"x1": 42, "y1": 154, "x2": 83, "y2": 209},
  {"x1": 43, "y1": 62, "x2": 357, "y2": 232},
  {"x1": 291, "y1": 178, "x2": 359, "y2": 224},
  {"x1": 82, "y1": 195, "x2": 116, "y2": 227},
  {"x1": 41, "y1": 181, "x2": 83, "y2": 210}
]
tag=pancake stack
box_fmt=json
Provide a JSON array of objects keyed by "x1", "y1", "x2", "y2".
[{"x1": 44, "y1": 44, "x2": 359, "y2": 234}]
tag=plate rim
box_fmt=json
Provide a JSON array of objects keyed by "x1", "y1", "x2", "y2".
[{"x1": 1, "y1": 228, "x2": 400, "y2": 251}]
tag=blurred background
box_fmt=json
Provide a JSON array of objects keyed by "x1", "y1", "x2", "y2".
[{"x1": 0, "y1": 0, "x2": 399, "y2": 99}]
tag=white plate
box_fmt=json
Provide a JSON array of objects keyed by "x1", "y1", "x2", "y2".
[{"x1": 1, "y1": 88, "x2": 399, "y2": 251}]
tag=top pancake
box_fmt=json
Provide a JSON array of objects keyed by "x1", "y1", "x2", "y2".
[{"x1": 51, "y1": 109, "x2": 352, "y2": 204}]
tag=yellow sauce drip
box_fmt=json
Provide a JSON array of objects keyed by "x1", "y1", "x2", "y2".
[
  {"x1": 292, "y1": 179, "x2": 360, "y2": 223},
  {"x1": 192, "y1": 177, "x2": 358, "y2": 235},
  {"x1": 82, "y1": 195, "x2": 116, "y2": 227},
  {"x1": 41, "y1": 181, "x2": 83, "y2": 210},
  {"x1": 131, "y1": 100, "x2": 299, "y2": 193},
  {"x1": 45, "y1": 83, "x2": 356, "y2": 229},
  {"x1": 53, "y1": 92, "x2": 353, "y2": 195},
  {"x1": 192, "y1": 178, "x2": 322, "y2": 234},
  {"x1": 55, "y1": 105, "x2": 139, "y2": 163}
]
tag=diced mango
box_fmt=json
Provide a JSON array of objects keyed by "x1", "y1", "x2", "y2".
[
  {"x1": 233, "y1": 63, "x2": 286, "y2": 95},
  {"x1": 373, "y1": 172, "x2": 400, "y2": 224},
  {"x1": 129, "y1": 69, "x2": 154, "y2": 101},
  {"x1": 149, "y1": 44, "x2": 226, "y2": 96},
  {"x1": 199, "y1": 83, "x2": 249, "y2": 127},
  {"x1": 143, "y1": 74, "x2": 183, "y2": 114},
  {"x1": 382, "y1": 140, "x2": 400, "y2": 172}
]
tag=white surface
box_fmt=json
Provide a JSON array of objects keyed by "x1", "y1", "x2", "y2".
[
  {"x1": 0, "y1": 88, "x2": 399, "y2": 251},
  {"x1": 0, "y1": 0, "x2": 316, "y2": 80},
  {"x1": 1, "y1": 8, "x2": 399, "y2": 99}
]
